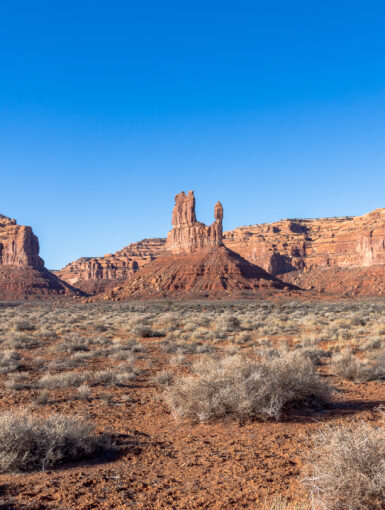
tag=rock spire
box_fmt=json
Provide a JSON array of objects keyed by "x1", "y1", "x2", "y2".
[{"x1": 166, "y1": 191, "x2": 223, "y2": 254}]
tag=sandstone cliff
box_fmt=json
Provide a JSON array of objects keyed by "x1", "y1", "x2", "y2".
[
  {"x1": 56, "y1": 238, "x2": 166, "y2": 293},
  {"x1": 0, "y1": 213, "x2": 82, "y2": 299},
  {"x1": 223, "y1": 209, "x2": 385, "y2": 275},
  {"x1": 58, "y1": 202, "x2": 385, "y2": 297},
  {"x1": 0, "y1": 214, "x2": 43, "y2": 267},
  {"x1": 166, "y1": 191, "x2": 223, "y2": 253},
  {"x1": 95, "y1": 193, "x2": 295, "y2": 300}
]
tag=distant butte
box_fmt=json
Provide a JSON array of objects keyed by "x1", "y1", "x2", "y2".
[
  {"x1": 166, "y1": 191, "x2": 223, "y2": 254},
  {"x1": 0, "y1": 213, "x2": 82, "y2": 300},
  {"x1": 56, "y1": 196, "x2": 385, "y2": 298},
  {"x1": 96, "y1": 192, "x2": 295, "y2": 300}
]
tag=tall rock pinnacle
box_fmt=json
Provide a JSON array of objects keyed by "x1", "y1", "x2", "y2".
[{"x1": 166, "y1": 191, "x2": 224, "y2": 254}]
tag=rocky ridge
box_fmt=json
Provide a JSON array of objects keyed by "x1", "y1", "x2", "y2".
[
  {"x1": 57, "y1": 203, "x2": 385, "y2": 297},
  {"x1": 55, "y1": 238, "x2": 166, "y2": 294},
  {"x1": 223, "y1": 208, "x2": 385, "y2": 275}
]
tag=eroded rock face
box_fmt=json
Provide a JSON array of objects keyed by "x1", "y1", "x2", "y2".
[
  {"x1": 57, "y1": 198, "x2": 385, "y2": 297},
  {"x1": 55, "y1": 238, "x2": 167, "y2": 293},
  {"x1": 0, "y1": 214, "x2": 43, "y2": 267},
  {"x1": 0, "y1": 213, "x2": 82, "y2": 299},
  {"x1": 166, "y1": 191, "x2": 223, "y2": 254},
  {"x1": 99, "y1": 246, "x2": 296, "y2": 301},
  {"x1": 223, "y1": 208, "x2": 385, "y2": 275}
]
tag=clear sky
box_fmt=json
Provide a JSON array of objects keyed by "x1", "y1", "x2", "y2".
[{"x1": 1, "y1": 1, "x2": 385, "y2": 269}]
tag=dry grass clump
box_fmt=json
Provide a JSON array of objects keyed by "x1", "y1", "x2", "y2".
[
  {"x1": 263, "y1": 498, "x2": 308, "y2": 510},
  {"x1": 6, "y1": 334, "x2": 39, "y2": 349},
  {"x1": 165, "y1": 352, "x2": 331, "y2": 422},
  {"x1": 0, "y1": 410, "x2": 109, "y2": 472},
  {"x1": 302, "y1": 422, "x2": 385, "y2": 510},
  {"x1": 13, "y1": 320, "x2": 36, "y2": 331},
  {"x1": 0, "y1": 350, "x2": 21, "y2": 374},
  {"x1": 151, "y1": 370, "x2": 173, "y2": 386},
  {"x1": 330, "y1": 350, "x2": 384, "y2": 382},
  {"x1": 54, "y1": 334, "x2": 91, "y2": 353},
  {"x1": 133, "y1": 326, "x2": 165, "y2": 338},
  {"x1": 213, "y1": 314, "x2": 241, "y2": 334},
  {"x1": 39, "y1": 372, "x2": 88, "y2": 389}
]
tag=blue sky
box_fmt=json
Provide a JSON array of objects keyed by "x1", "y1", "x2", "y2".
[{"x1": 1, "y1": 1, "x2": 385, "y2": 268}]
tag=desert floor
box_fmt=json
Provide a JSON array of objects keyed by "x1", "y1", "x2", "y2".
[{"x1": 0, "y1": 299, "x2": 384, "y2": 509}]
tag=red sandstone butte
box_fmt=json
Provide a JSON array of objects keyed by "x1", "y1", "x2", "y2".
[
  {"x1": 0, "y1": 213, "x2": 81, "y2": 300},
  {"x1": 97, "y1": 192, "x2": 295, "y2": 300},
  {"x1": 166, "y1": 191, "x2": 223, "y2": 254},
  {"x1": 57, "y1": 196, "x2": 385, "y2": 297}
]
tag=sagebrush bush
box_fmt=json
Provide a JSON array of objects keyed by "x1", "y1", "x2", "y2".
[
  {"x1": 0, "y1": 410, "x2": 109, "y2": 472},
  {"x1": 303, "y1": 422, "x2": 385, "y2": 510},
  {"x1": 330, "y1": 350, "x2": 382, "y2": 382},
  {"x1": 0, "y1": 350, "x2": 20, "y2": 374},
  {"x1": 165, "y1": 352, "x2": 331, "y2": 422}
]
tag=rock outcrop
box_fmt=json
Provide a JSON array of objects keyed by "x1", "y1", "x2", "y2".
[
  {"x1": 0, "y1": 214, "x2": 43, "y2": 267},
  {"x1": 55, "y1": 238, "x2": 167, "y2": 294},
  {"x1": 100, "y1": 246, "x2": 296, "y2": 301},
  {"x1": 58, "y1": 199, "x2": 385, "y2": 297},
  {"x1": 0, "y1": 213, "x2": 82, "y2": 299},
  {"x1": 223, "y1": 208, "x2": 385, "y2": 275},
  {"x1": 96, "y1": 192, "x2": 296, "y2": 300},
  {"x1": 166, "y1": 191, "x2": 223, "y2": 253}
]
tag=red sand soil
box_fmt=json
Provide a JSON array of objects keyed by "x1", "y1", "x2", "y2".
[{"x1": 0, "y1": 334, "x2": 384, "y2": 509}]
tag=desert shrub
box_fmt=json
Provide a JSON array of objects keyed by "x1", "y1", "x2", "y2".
[
  {"x1": 5, "y1": 373, "x2": 29, "y2": 391},
  {"x1": 214, "y1": 314, "x2": 241, "y2": 333},
  {"x1": 0, "y1": 410, "x2": 109, "y2": 472},
  {"x1": 360, "y1": 336, "x2": 383, "y2": 351},
  {"x1": 35, "y1": 390, "x2": 50, "y2": 405},
  {"x1": 302, "y1": 422, "x2": 385, "y2": 510},
  {"x1": 152, "y1": 370, "x2": 173, "y2": 386},
  {"x1": 54, "y1": 334, "x2": 90, "y2": 353},
  {"x1": 91, "y1": 365, "x2": 136, "y2": 387},
  {"x1": 165, "y1": 352, "x2": 331, "y2": 422},
  {"x1": 0, "y1": 350, "x2": 20, "y2": 374},
  {"x1": 294, "y1": 346, "x2": 326, "y2": 365},
  {"x1": 93, "y1": 323, "x2": 108, "y2": 332},
  {"x1": 330, "y1": 351, "x2": 378, "y2": 382},
  {"x1": 13, "y1": 320, "x2": 35, "y2": 331},
  {"x1": 77, "y1": 384, "x2": 91, "y2": 399},
  {"x1": 6, "y1": 334, "x2": 39, "y2": 349},
  {"x1": 161, "y1": 340, "x2": 214, "y2": 355},
  {"x1": 110, "y1": 349, "x2": 135, "y2": 361},
  {"x1": 133, "y1": 326, "x2": 165, "y2": 338},
  {"x1": 235, "y1": 331, "x2": 253, "y2": 344},
  {"x1": 170, "y1": 353, "x2": 187, "y2": 366},
  {"x1": 263, "y1": 498, "x2": 308, "y2": 510},
  {"x1": 39, "y1": 372, "x2": 87, "y2": 389}
]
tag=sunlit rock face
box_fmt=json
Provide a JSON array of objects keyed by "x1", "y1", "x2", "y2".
[
  {"x1": 166, "y1": 191, "x2": 223, "y2": 254},
  {"x1": 0, "y1": 214, "x2": 43, "y2": 267}
]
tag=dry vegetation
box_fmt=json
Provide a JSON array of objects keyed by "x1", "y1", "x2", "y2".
[{"x1": 0, "y1": 299, "x2": 384, "y2": 508}]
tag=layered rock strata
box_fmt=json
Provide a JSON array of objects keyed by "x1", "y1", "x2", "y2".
[
  {"x1": 100, "y1": 246, "x2": 296, "y2": 300},
  {"x1": 223, "y1": 208, "x2": 385, "y2": 275},
  {"x1": 166, "y1": 191, "x2": 223, "y2": 254},
  {"x1": 0, "y1": 213, "x2": 81, "y2": 299},
  {"x1": 58, "y1": 203, "x2": 385, "y2": 297},
  {"x1": 0, "y1": 214, "x2": 43, "y2": 267},
  {"x1": 56, "y1": 238, "x2": 166, "y2": 293},
  {"x1": 96, "y1": 193, "x2": 295, "y2": 300}
]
